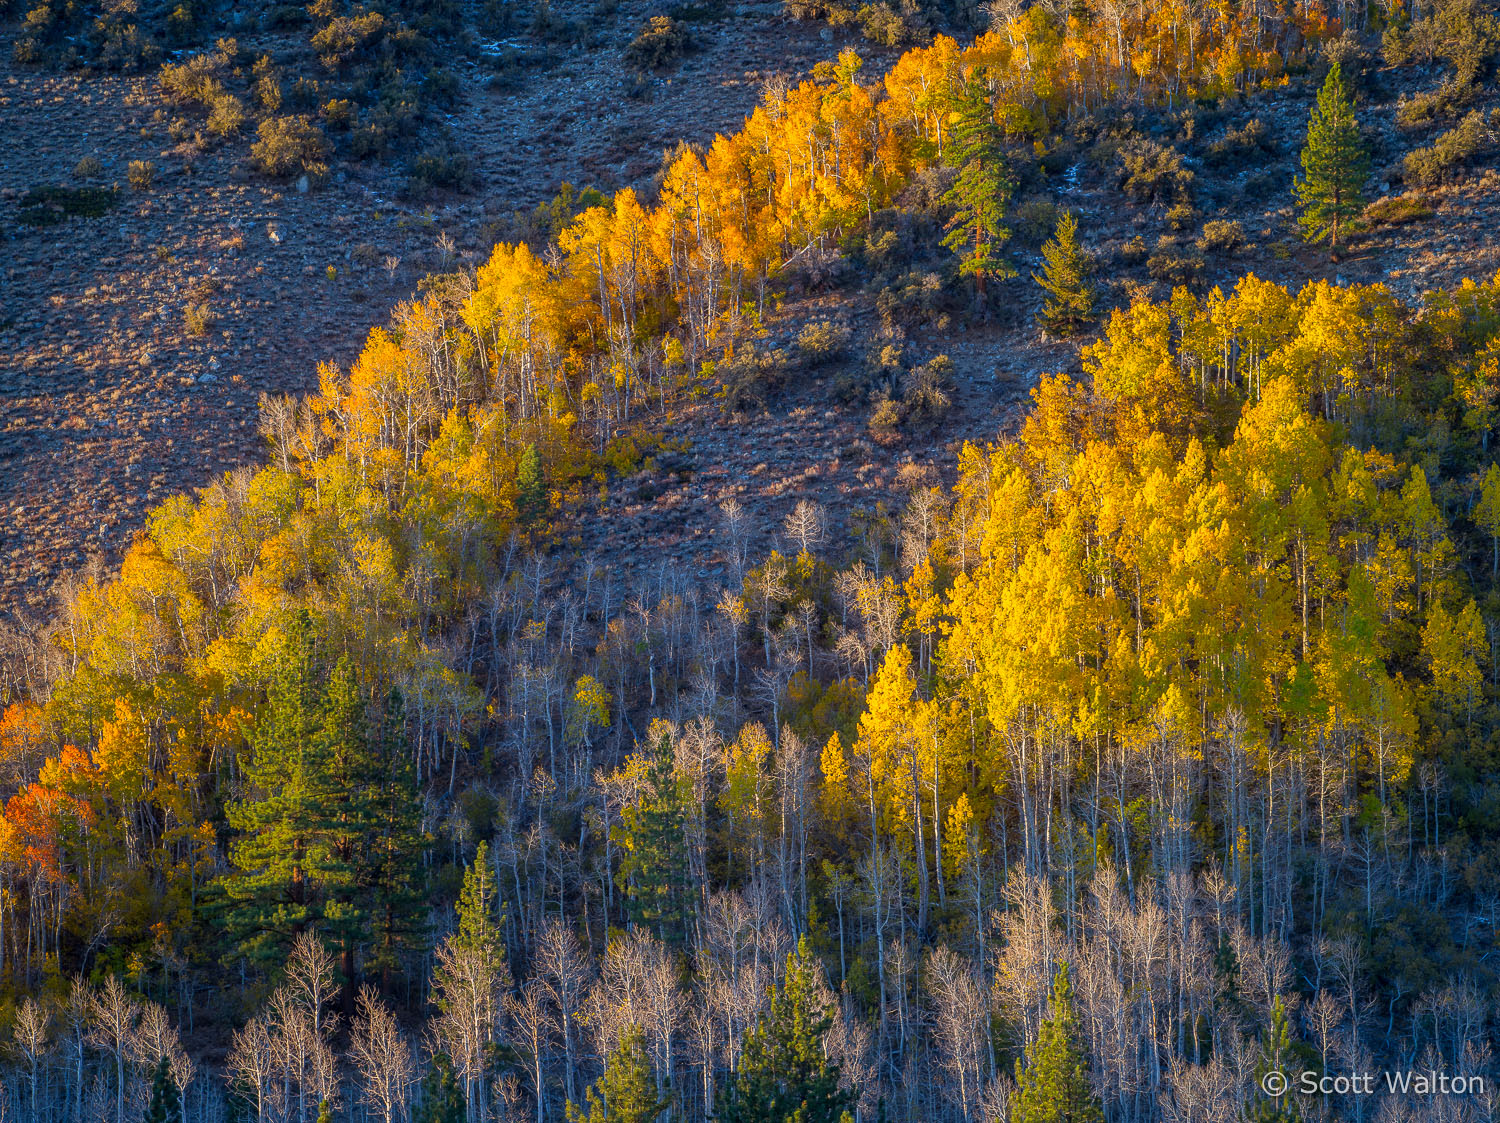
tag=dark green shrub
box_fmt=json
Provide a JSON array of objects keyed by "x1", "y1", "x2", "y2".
[
  {"x1": 1012, "y1": 197, "x2": 1061, "y2": 246},
  {"x1": 17, "y1": 184, "x2": 118, "y2": 226},
  {"x1": 624, "y1": 15, "x2": 689, "y2": 69},
  {"x1": 264, "y1": 5, "x2": 310, "y2": 28},
  {"x1": 1206, "y1": 118, "x2": 1275, "y2": 166},
  {"x1": 405, "y1": 142, "x2": 478, "y2": 196},
  {"x1": 796, "y1": 321, "x2": 852, "y2": 366},
  {"x1": 1362, "y1": 193, "x2": 1434, "y2": 225},
  {"x1": 1396, "y1": 78, "x2": 1478, "y2": 127},
  {"x1": 1147, "y1": 237, "x2": 1204, "y2": 285},
  {"x1": 1118, "y1": 140, "x2": 1194, "y2": 205},
  {"x1": 720, "y1": 343, "x2": 790, "y2": 412},
  {"x1": 876, "y1": 271, "x2": 949, "y2": 330},
  {"x1": 1404, "y1": 109, "x2": 1495, "y2": 184},
  {"x1": 312, "y1": 12, "x2": 387, "y2": 70},
  {"x1": 1196, "y1": 219, "x2": 1245, "y2": 254},
  {"x1": 250, "y1": 116, "x2": 331, "y2": 179}
]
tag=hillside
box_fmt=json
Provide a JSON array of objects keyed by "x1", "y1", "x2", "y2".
[{"x1": 3, "y1": 0, "x2": 1500, "y2": 1121}]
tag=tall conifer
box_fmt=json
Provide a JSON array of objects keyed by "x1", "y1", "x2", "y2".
[
  {"x1": 1013, "y1": 963, "x2": 1102, "y2": 1123},
  {"x1": 1033, "y1": 212, "x2": 1095, "y2": 336},
  {"x1": 941, "y1": 74, "x2": 1016, "y2": 301},
  {"x1": 718, "y1": 938, "x2": 854, "y2": 1123},
  {"x1": 1295, "y1": 61, "x2": 1369, "y2": 255}
]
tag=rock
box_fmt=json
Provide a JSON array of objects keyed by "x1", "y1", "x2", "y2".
[{"x1": 296, "y1": 175, "x2": 310, "y2": 194}]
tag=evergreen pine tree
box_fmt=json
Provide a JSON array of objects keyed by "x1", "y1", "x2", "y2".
[
  {"x1": 517, "y1": 443, "x2": 547, "y2": 528},
  {"x1": 941, "y1": 74, "x2": 1016, "y2": 302},
  {"x1": 364, "y1": 686, "x2": 426, "y2": 989},
  {"x1": 1249, "y1": 997, "x2": 1303, "y2": 1123},
  {"x1": 415, "y1": 1053, "x2": 467, "y2": 1123},
  {"x1": 315, "y1": 1100, "x2": 334, "y2": 1123},
  {"x1": 1294, "y1": 61, "x2": 1369, "y2": 255},
  {"x1": 616, "y1": 733, "x2": 691, "y2": 943},
  {"x1": 218, "y1": 611, "x2": 346, "y2": 969},
  {"x1": 318, "y1": 655, "x2": 374, "y2": 993},
  {"x1": 566, "y1": 1026, "x2": 669, "y2": 1123},
  {"x1": 718, "y1": 938, "x2": 854, "y2": 1123},
  {"x1": 1032, "y1": 211, "x2": 1095, "y2": 336},
  {"x1": 431, "y1": 840, "x2": 507, "y2": 1114},
  {"x1": 454, "y1": 840, "x2": 503, "y2": 968},
  {"x1": 217, "y1": 614, "x2": 426, "y2": 984},
  {"x1": 1013, "y1": 963, "x2": 1102, "y2": 1123},
  {"x1": 143, "y1": 1057, "x2": 182, "y2": 1123}
]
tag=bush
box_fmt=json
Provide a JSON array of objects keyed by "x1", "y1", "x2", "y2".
[
  {"x1": 251, "y1": 116, "x2": 331, "y2": 180},
  {"x1": 1241, "y1": 171, "x2": 1276, "y2": 200},
  {"x1": 796, "y1": 320, "x2": 852, "y2": 366},
  {"x1": 624, "y1": 15, "x2": 689, "y2": 69},
  {"x1": 159, "y1": 53, "x2": 227, "y2": 105},
  {"x1": 183, "y1": 303, "x2": 214, "y2": 336},
  {"x1": 166, "y1": 2, "x2": 197, "y2": 42},
  {"x1": 903, "y1": 354, "x2": 953, "y2": 425},
  {"x1": 322, "y1": 98, "x2": 356, "y2": 130},
  {"x1": 720, "y1": 343, "x2": 789, "y2": 412},
  {"x1": 1362, "y1": 194, "x2": 1434, "y2": 225},
  {"x1": 1118, "y1": 140, "x2": 1194, "y2": 205},
  {"x1": 253, "y1": 55, "x2": 283, "y2": 112},
  {"x1": 312, "y1": 12, "x2": 387, "y2": 70},
  {"x1": 1321, "y1": 30, "x2": 1373, "y2": 82},
  {"x1": 128, "y1": 160, "x2": 155, "y2": 190},
  {"x1": 1396, "y1": 78, "x2": 1478, "y2": 127},
  {"x1": 94, "y1": 17, "x2": 158, "y2": 70},
  {"x1": 1166, "y1": 202, "x2": 1197, "y2": 231},
  {"x1": 425, "y1": 68, "x2": 461, "y2": 108},
  {"x1": 1403, "y1": 109, "x2": 1495, "y2": 185},
  {"x1": 264, "y1": 5, "x2": 310, "y2": 28},
  {"x1": 875, "y1": 271, "x2": 949, "y2": 330},
  {"x1": 287, "y1": 76, "x2": 324, "y2": 111},
  {"x1": 857, "y1": 2, "x2": 923, "y2": 46},
  {"x1": 405, "y1": 142, "x2": 479, "y2": 196},
  {"x1": 1147, "y1": 237, "x2": 1204, "y2": 285},
  {"x1": 73, "y1": 155, "x2": 103, "y2": 178},
  {"x1": 1206, "y1": 118, "x2": 1275, "y2": 167},
  {"x1": 1383, "y1": 0, "x2": 1500, "y2": 83},
  {"x1": 207, "y1": 92, "x2": 246, "y2": 137},
  {"x1": 17, "y1": 184, "x2": 118, "y2": 226},
  {"x1": 867, "y1": 395, "x2": 905, "y2": 441},
  {"x1": 1196, "y1": 219, "x2": 1245, "y2": 254},
  {"x1": 1012, "y1": 197, "x2": 1061, "y2": 246},
  {"x1": 1119, "y1": 234, "x2": 1149, "y2": 266}
]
